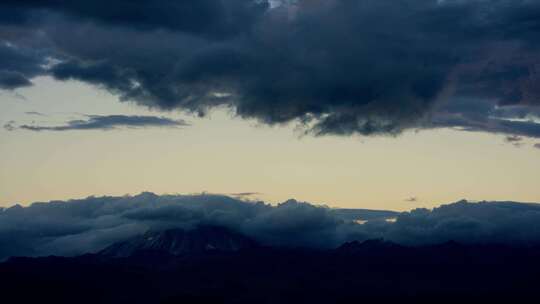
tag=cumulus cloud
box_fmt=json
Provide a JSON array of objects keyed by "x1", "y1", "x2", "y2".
[
  {"x1": 2, "y1": 193, "x2": 540, "y2": 260},
  {"x1": 382, "y1": 200, "x2": 540, "y2": 245},
  {"x1": 0, "y1": 193, "x2": 352, "y2": 258},
  {"x1": 7, "y1": 114, "x2": 189, "y2": 131},
  {"x1": 1, "y1": 1, "x2": 540, "y2": 137}
]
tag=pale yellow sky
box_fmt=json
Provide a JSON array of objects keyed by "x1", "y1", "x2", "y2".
[{"x1": 1, "y1": 77, "x2": 539, "y2": 210}]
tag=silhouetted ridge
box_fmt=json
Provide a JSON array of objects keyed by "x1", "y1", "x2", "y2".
[
  {"x1": 4, "y1": 240, "x2": 540, "y2": 303},
  {"x1": 337, "y1": 239, "x2": 403, "y2": 253},
  {"x1": 100, "y1": 226, "x2": 258, "y2": 257}
]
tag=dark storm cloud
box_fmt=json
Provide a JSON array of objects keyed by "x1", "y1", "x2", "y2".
[
  {"x1": 0, "y1": 70, "x2": 32, "y2": 89},
  {"x1": 10, "y1": 114, "x2": 189, "y2": 131},
  {"x1": 0, "y1": 0, "x2": 269, "y2": 37},
  {"x1": 0, "y1": 41, "x2": 46, "y2": 89},
  {"x1": 1, "y1": 193, "x2": 540, "y2": 259},
  {"x1": 1, "y1": 0, "x2": 540, "y2": 136}
]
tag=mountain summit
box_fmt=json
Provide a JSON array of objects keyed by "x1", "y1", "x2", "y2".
[{"x1": 100, "y1": 226, "x2": 258, "y2": 258}]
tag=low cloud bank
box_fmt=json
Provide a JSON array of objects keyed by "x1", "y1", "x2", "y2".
[{"x1": 1, "y1": 193, "x2": 540, "y2": 259}]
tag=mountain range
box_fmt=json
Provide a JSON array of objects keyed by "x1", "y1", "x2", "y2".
[
  {"x1": 99, "y1": 226, "x2": 258, "y2": 258},
  {"x1": 2, "y1": 225, "x2": 540, "y2": 303}
]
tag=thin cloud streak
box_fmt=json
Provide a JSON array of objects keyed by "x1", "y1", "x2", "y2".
[
  {"x1": 2, "y1": 121, "x2": 15, "y2": 131},
  {"x1": 10, "y1": 114, "x2": 190, "y2": 131},
  {"x1": 405, "y1": 197, "x2": 418, "y2": 202},
  {"x1": 505, "y1": 135, "x2": 524, "y2": 147},
  {"x1": 230, "y1": 192, "x2": 262, "y2": 197},
  {"x1": 24, "y1": 111, "x2": 46, "y2": 116}
]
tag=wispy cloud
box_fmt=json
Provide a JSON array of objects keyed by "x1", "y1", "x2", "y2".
[
  {"x1": 505, "y1": 135, "x2": 524, "y2": 147},
  {"x1": 427, "y1": 100, "x2": 540, "y2": 138},
  {"x1": 230, "y1": 192, "x2": 261, "y2": 198},
  {"x1": 2, "y1": 121, "x2": 15, "y2": 131},
  {"x1": 24, "y1": 111, "x2": 47, "y2": 116},
  {"x1": 10, "y1": 115, "x2": 189, "y2": 132}
]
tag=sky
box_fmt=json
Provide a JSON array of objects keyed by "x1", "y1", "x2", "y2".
[
  {"x1": 1, "y1": 77, "x2": 539, "y2": 210},
  {"x1": 1, "y1": 0, "x2": 540, "y2": 211}
]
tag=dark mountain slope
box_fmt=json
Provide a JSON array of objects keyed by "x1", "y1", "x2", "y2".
[
  {"x1": 99, "y1": 226, "x2": 258, "y2": 258},
  {"x1": 2, "y1": 231, "x2": 540, "y2": 304}
]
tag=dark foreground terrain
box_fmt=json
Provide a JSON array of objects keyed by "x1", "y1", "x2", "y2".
[{"x1": 1, "y1": 227, "x2": 539, "y2": 303}]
